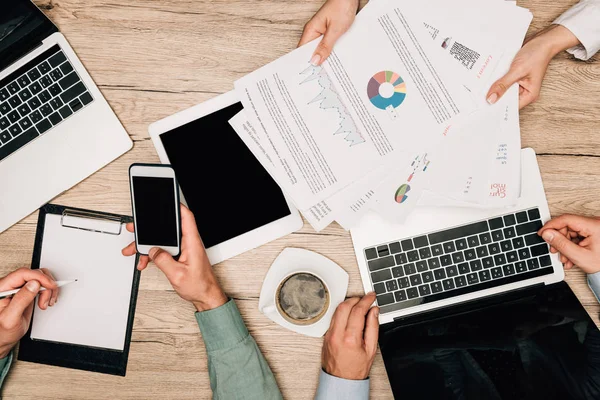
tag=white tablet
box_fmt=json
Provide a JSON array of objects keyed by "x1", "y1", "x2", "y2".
[{"x1": 149, "y1": 91, "x2": 303, "y2": 265}]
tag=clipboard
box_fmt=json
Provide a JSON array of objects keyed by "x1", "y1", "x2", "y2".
[{"x1": 18, "y1": 204, "x2": 141, "y2": 376}]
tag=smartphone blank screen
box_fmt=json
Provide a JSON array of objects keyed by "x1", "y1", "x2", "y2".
[{"x1": 132, "y1": 176, "x2": 178, "y2": 246}]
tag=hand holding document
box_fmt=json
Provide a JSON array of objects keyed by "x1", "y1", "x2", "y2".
[{"x1": 229, "y1": 0, "x2": 533, "y2": 230}]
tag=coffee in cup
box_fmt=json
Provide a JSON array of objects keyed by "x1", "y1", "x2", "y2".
[{"x1": 275, "y1": 272, "x2": 330, "y2": 326}]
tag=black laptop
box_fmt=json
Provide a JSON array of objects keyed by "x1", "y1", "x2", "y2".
[{"x1": 379, "y1": 281, "x2": 600, "y2": 399}]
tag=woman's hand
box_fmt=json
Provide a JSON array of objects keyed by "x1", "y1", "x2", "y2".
[
  {"x1": 486, "y1": 24, "x2": 580, "y2": 109},
  {"x1": 539, "y1": 214, "x2": 600, "y2": 274},
  {"x1": 298, "y1": 0, "x2": 359, "y2": 66}
]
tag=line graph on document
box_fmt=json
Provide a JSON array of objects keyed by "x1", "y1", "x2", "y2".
[{"x1": 300, "y1": 64, "x2": 365, "y2": 147}]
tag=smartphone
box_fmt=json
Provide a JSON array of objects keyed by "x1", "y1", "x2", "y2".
[{"x1": 129, "y1": 163, "x2": 181, "y2": 256}]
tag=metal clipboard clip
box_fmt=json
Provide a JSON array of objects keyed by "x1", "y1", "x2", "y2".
[{"x1": 60, "y1": 209, "x2": 124, "y2": 235}]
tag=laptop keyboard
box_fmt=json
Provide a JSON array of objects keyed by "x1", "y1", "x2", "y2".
[
  {"x1": 364, "y1": 208, "x2": 554, "y2": 314},
  {"x1": 0, "y1": 44, "x2": 94, "y2": 162}
]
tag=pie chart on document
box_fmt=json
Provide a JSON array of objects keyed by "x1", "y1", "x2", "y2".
[
  {"x1": 395, "y1": 183, "x2": 411, "y2": 204},
  {"x1": 367, "y1": 71, "x2": 407, "y2": 110}
]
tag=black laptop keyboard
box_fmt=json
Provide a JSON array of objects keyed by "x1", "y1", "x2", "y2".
[
  {"x1": 0, "y1": 44, "x2": 94, "y2": 162},
  {"x1": 364, "y1": 208, "x2": 554, "y2": 315}
]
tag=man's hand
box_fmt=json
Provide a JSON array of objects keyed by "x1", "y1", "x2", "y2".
[
  {"x1": 539, "y1": 214, "x2": 600, "y2": 273},
  {"x1": 0, "y1": 268, "x2": 58, "y2": 358},
  {"x1": 486, "y1": 25, "x2": 580, "y2": 109},
  {"x1": 122, "y1": 205, "x2": 227, "y2": 312},
  {"x1": 322, "y1": 292, "x2": 379, "y2": 380},
  {"x1": 298, "y1": 0, "x2": 359, "y2": 66}
]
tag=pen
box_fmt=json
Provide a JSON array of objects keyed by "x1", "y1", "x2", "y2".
[{"x1": 0, "y1": 279, "x2": 78, "y2": 300}]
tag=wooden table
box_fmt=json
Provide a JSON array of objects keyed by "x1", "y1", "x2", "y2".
[{"x1": 1, "y1": 0, "x2": 599, "y2": 398}]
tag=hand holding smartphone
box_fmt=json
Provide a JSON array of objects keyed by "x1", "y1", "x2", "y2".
[{"x1": 129, "y1": 163, "x2": 182, "y2": 256}]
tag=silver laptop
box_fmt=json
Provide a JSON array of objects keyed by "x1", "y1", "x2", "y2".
[
  {"x1": 0, "y1": 0, "x2": 132, "y2": 233},
  {"x1": 351, "y1": 149, "x2": 564, "y2": 325}
]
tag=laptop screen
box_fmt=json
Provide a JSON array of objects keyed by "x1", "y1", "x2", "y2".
[
  {"x1": 0, "y1": 1, "x2": 54, "y2": 72},
  {"x1": 379, "y1": 281, "x2": 600, "y2": 400}
]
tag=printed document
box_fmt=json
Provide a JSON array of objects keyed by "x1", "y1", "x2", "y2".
[{"x1": 234, "y1": 0, "x2": 473, "y2": 211}]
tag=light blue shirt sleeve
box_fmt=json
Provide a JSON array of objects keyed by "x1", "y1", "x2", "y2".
[
  {"x1": 0, "y1": 350, "x2": 13, "y2": 391},
  {"x1": 314, "y1": 369, "x2": 370, "y2": 400},
  {"x1": 587, "y1": 272, "x2": 600, "y2": 303}
]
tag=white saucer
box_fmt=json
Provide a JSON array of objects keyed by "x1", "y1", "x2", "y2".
[{"x1": 258, "y1": 248, "x2": 349, "y2": 337}]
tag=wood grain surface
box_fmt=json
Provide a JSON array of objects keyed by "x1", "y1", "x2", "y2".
[{"x1": 1, "y1": 0, "x2": 599, "y2": 398}]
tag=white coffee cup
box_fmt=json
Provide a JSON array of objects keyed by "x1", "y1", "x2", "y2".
[{"x1": 258, "y1": 248, "x2": 349, "y2": 337}]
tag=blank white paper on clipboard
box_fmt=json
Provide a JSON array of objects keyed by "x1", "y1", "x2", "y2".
[{"x1": 30, "y1": 213, "x2": 136, "y2": 351}]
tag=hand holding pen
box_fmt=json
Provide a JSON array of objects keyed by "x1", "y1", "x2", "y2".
[{"x1": 0, "y1": 268, "x2": 58, "y2": 358}]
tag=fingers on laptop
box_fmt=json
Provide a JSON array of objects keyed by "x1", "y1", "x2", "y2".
[
  {"x1": 540, "y1": 214, "x2": 598, "y2": 238},
  {"x1": 542, "y1": 229, "x2": 590, "y2": 271},
  {"x1": 330, "y1": 296, "x2": 360, "y2": 335},
  {"x1": 539, "y1": 215, "x2": 600, "y2": 273},
  {"x1": 346, "y1": 292, "x2": 376, "y2": 339},
  {"x1": 331, "y1": 291, "x2": 379, "y2": 348},
  {"x1": 363, "y1": 296, "x2": 380, "y2": 355}
]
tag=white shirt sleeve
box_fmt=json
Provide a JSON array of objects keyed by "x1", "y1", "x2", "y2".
[{"x1": 553, "y1": 0, "x2": 600, "y2": 60}]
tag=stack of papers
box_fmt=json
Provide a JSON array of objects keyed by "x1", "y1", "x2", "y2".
[{"x1": 228, "y1": 0, "x2": 533, "y2": 231}]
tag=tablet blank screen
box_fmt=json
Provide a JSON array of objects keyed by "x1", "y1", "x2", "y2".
[{"x1": 160, "y1": 102, "x2": 291, "y2": 248}]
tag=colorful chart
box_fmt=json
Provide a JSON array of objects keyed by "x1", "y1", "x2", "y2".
[
  {"x1": 367, "y1": 71, "x2": 407, "y2": 110},
  {"x1": 394, "y1": 184, "x2": 411, "y2": 204}
]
